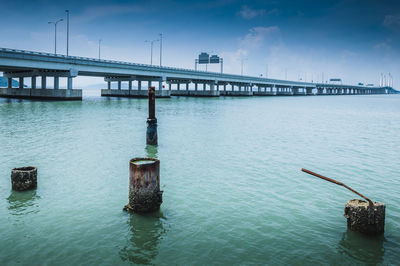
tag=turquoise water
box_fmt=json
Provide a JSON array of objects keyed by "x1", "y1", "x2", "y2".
[{"x1": 1, "y1": 94, "x2": 399, "y2": 265}]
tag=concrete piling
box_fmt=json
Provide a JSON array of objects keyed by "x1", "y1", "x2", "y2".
[
  {"x1": 146, "y1": 87, "x2": 158, "y2": 145},
  {"x1": 124, "y1": 158, "x2": 163, "y2": 213},
  {"x1": 344, "y1": 199, "x2": 385, "y2": 235},
  {"x1": 11, "y1": 166, "x2": 37, "y2": 191}
]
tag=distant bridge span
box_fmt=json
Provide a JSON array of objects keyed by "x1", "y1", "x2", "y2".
[{"x1": 0, "y1": 48, "x2": 396, "y2": 100}]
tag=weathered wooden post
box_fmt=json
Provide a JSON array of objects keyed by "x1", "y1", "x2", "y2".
[
  {"x1": 124, "y1": 158, "x2": 163, "y2": 213},
  {"x1": 11, "y1": 166, "x2": 37, "y2": 191},
  {"x1": 146, "y1": 87, "x2": 157, "y2": 145},
  {"x1": 301, "y1": 168, "x2": 385, "y2": 235}
]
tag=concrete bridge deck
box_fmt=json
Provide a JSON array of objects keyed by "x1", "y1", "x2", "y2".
[{"x1": 0, "y1": 48, "x2": 397, "y2": 100}]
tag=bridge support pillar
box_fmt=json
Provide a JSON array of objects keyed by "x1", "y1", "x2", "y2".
[
  {"x1": 195, "y1": 83, "x2": 198, "y2": 91},
  {"x1": 148, "y1": 81, "x2": 152, "y2": 88},
  {"x1": 19, "y1": 77, "x2": 23, "y2": 89},
  {"x1": 224, "y1": 84, "x2": 226, "y2": 92},
  {"x1": 159, "y1": 81, "x2": 163, "y2": 91},
  {"x1": 32, "y1": 77, "x2": 36, "y2": 89},
  {"x1": 138, "y1": 81, "x2": 142, "y2": 91},
  {"x1": 7, "y1": 78, "x2": 12, "y2": 88},
  {"x1": 203, "y1": 83, "x2": 206, "y2": 91},
  {"x1": 118, "y1": 81, "x2": 121, "y2": 90},
  {"x1": 107, "y1": 81, "x2": 111, "y2": 90},
  {"x1": 54, "y1": 77, "x2": 59, "y2": 89},
  {"x1": 186, "y1": 83, "x2": 189, "y2": 91},
  {"x1": 67, "y1": 77, "x2": 73, "y2": 90},
  {"x1": 129, "y1": 80, "x2": 132, "y2": 91},
  {"x1": 177, "y1": 83, "x2": 180, "y2": 91},
  {"x1": 41, "y1": 76, "x2": 46, "y2": 89}
]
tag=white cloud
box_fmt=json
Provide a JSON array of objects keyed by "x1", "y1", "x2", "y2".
[
  {"x1": 239, "y1": 26, "x2": 280, "y2": 49},
  {"x1": 237, "y1": 6, "x2": 265, "y2": 19},
  {"x1": 72, "y1": 4, "x2": 144, "y2": 23},
  {"x1": 383, "y1": 14, "x2": 400, "y2": 29},
  {"x1": 237, "y1": 6, "x2": 278, "y2": 19}
]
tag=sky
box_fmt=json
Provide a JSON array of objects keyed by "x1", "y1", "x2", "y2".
[{"x1": 0, "y1": 0, "x2": 399, "y2": 88}]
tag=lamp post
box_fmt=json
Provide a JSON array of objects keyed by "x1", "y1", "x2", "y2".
[
  {"x1": 145, "y1": 39, "x2": 159, "y2": 65},
  {"x1": 65, "y1": 10, "x2": 69, "y2": 56},
  {"x1": 98, "y1": 39, "x2": 102, "y2": 59},
  {"x1": 159, "y1": 33, "x2": 163, "y2": 67},
  {"x1": 48, "y1": 19, "x2": 63, "y2": 55}
]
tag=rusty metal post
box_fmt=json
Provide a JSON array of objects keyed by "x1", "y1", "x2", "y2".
[
  {"x1": 146, "y1": 87, "x2": 157, "y2": 145},
  {"x1": 124, "y1": 158, "x2": 163, "y2": 213},
  {"x1": 11, "y1": 166, "x2": 37, "y2": 191}
]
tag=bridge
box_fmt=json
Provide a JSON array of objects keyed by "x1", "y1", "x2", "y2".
[{"x1": 0, "y1": 48, "x2": 396, "y2": 100}]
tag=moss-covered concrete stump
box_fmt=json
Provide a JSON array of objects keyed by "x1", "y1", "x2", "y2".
[
  {"x1": 344, "y1": 199, "x2": 385, "y2": 235},
  {"x1": 11, "y1": 166, "x2": 37, "y2": 191},
  {"x1": 124, "y1": 158, "x2": 162, "y2": 213}
]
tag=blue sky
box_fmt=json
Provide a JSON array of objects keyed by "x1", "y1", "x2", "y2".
[{"x1": 0, "y1": 0, "x2": 399, "y2": 88}]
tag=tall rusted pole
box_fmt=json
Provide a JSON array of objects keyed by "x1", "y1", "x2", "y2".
[{"x1": 146, "y1": 87, "x2": 157, "y2": 145}]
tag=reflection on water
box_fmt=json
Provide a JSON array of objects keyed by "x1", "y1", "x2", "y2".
[
  {"x1": 7, "y1": 190, "x2": 40, "y2": 216},
  {"x1": 119, "y1": 211, "x2": 166, "y2": 265},
  {"x1": 145, "y1": 145, "x2": 158, "y2": 158},
  {"x1": 338, "y1": 229, "x2": 386, "y2": 264}
]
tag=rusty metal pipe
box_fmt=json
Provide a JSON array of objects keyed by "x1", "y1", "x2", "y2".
[
  {"x1": 301, "y1": 168, "x2": 374, "y2": 208},
  {"x1": 146, "y1": 87, "x2": 157, "y2": 145},
  {"x1": 148, "y1": 86, "x2": 155, "y2": 119}
]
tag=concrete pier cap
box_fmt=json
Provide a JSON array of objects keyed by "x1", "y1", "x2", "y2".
[{"x1": 124, "y1": 157, "x2": 163, "y2": 213}]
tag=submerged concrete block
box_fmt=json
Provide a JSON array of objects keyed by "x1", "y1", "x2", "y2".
[
  {"x1": 11, "y1": 166, "x2": 37, "y2": 191},
  {"x1": 344, "y1": 199, "x2": 385, "y2": 235}
]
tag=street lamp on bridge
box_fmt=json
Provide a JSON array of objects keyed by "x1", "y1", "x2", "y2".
[
  {"x1": 48, "y1": 19, "x2": 63, "y2": 55},
  {"x1": 145, "y1": 39, "x2": 159, "y2": 65}
]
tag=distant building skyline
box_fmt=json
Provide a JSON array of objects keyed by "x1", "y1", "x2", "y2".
[{"x1": 0, "y1": 0, "x2": 399, "y2": 88}]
